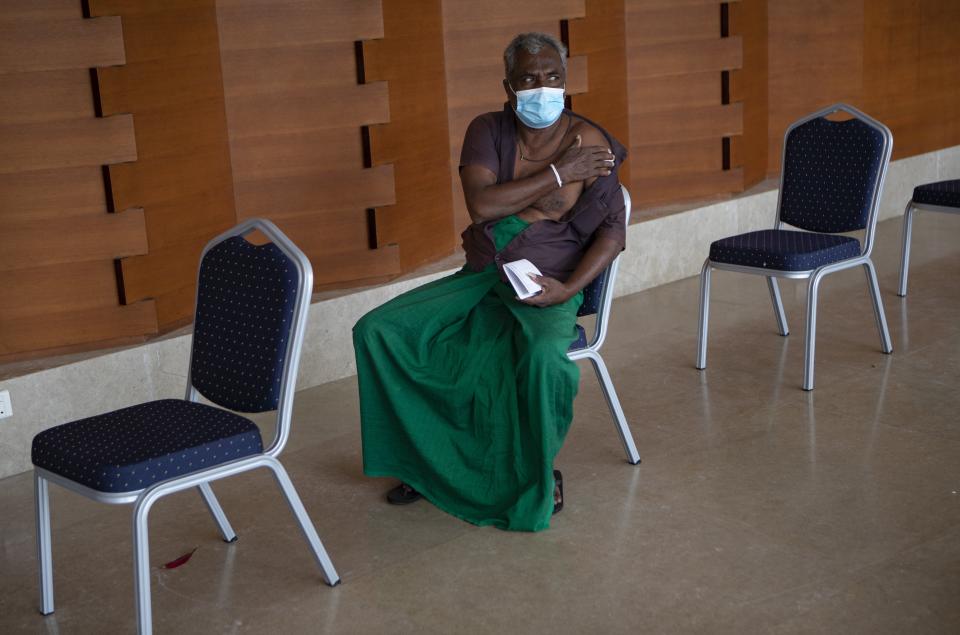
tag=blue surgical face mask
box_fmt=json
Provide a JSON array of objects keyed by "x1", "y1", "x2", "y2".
[{"x1": 509, "y1": 83, "x2": 565, "y2": 129}]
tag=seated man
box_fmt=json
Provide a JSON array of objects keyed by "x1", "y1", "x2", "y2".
[{"x1": 353, "y1": 32, "x2": 627, "y2": 532}]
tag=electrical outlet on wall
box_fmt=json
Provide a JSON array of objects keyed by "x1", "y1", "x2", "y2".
[{"x1": 0, "y1": 390, "x2": 12, "y2": 419}]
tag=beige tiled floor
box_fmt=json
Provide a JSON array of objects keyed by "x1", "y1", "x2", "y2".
[{"x1": 1, "y1": 212, "x2": 958, "y2": 634}]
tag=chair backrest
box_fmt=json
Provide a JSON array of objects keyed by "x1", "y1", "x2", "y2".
[
  {"x1": 777, "y1": 103, "x2": 892, "y2": 241},
  {"x1": 186, "y1": 219, "x2": 313, "y2": 455},
  {"x1": 576, "y1": 185, "x2": 631, "y2": 350}
]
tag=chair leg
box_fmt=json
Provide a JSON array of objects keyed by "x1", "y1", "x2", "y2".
[
  {"x1": 263, "y1": 457, "x2": 340, "y2": 586},
  {"x1": 133, "y1": 496, "x2": 155, "y2": 635},
  {"x1": 898, "y1": 202, "x2": 916, "y2": 297},
  {"x1": 696, "y1": 259, "x2": 712, "y2": 369},
  {"x1": 803, "y1": 271, "x2": 825, "y2": 391},
  {"x1": 864, "y1": 260, "x2": 894, "y2": 354},
  {"x1": 766, "y1": 276, "x2": 790, "y2": 336},
  {"x1": 35, "y1": 472, "x2": 54, "y2": 615},
  {"x1": 197, "y1": 482, "x2": 238, "y2": 543},
  {"x1": 587, "y1": 352, "x2": 641, "y2": 465}
]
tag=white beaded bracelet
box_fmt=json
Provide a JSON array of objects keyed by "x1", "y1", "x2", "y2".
[{"x1": 549, "y1": 163, "x2": 563, "y2": 188}]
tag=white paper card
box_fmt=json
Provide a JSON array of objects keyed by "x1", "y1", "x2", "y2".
[{"x1": 503, "y1": 259, "x2": 543, "y2": 299}]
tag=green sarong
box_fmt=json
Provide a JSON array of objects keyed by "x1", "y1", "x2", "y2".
[{"x1": 353, "y1": 215, "x2": 584, "y2": 531}]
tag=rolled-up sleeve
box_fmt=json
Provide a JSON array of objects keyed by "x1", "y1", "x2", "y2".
[{"x1": 458, "y1": 114, "x2": 500, "y2": 178}]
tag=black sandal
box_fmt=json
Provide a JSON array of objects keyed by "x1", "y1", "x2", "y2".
[
  {"x1": 386, "y1": 482, "x2": 422, "y2": 505},
  {"x1": 553, "y1": 469, "x2": 563, "y2": 515}
]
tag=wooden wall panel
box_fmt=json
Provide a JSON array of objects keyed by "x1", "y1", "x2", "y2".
[
  {"x1": 0, "y1": 15, "x2": 124, "y2": 73},
  {"x1": 218, "y1": 0, "x2": 402, "y2": 291},
  {"x1": 0, "y1": 115, "x2": 136, "y2": 174},
  {"x1": 442, "y1": 0, "x2": 587, "y2": 240},
  {"x1": 89, "y1": 0, "x2": 239, "y2": 330},
  {"x1": 862, "y1": 0, "x2": 960, "y2": 160},
  {"x1": 766, "y1": 0, "x2": 863, "y2": 174},
  {"x1": 363, "y1": 0, "x2": 457, "y2": 272},
  {"x1": 0, "y1": 0, "x2": 154, "y2": 362},
  {"x1": 728, "y1": 0, "x2": 768, "y2": 189},
  {"x1": 626, "y1": 0, "x2": 743, "y2": 209},
  {"x1": 568, "y1": 0, "x2": 632, "y2": 191}
]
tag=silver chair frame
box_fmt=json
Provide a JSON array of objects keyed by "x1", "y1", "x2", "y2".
[
  {"x1": 898, "y1": 199, "x2": 960, "y2": 296},
  {"x1": 568, "y1": 185, "x2": 641, "y2": 464},
  {"x1": 35, "y1": 218, "x2": 339, "y2": 635},
  {"x1": 695, "y1": 103, "x2": 894, "y2": 391}
]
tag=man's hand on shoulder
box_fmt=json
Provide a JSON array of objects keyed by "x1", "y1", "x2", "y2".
[{"x1": 553, "y1": 128, "x2": 615, "y2": 186}]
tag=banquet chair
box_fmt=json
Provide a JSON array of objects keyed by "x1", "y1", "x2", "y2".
[
  {"x1": 897, "y1": 179, "x2": 960, "y2": 296},
  {"x1": 568, "y1": 185, "x2": 641, "y2": 464},
  {"x1": 31, "y1": 218, "x2": 339, "y2": 635},
  {"x1": 695, "y1": 103, "x2": 894, "y2": 391}
]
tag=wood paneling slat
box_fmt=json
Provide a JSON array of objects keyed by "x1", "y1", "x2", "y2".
[
  {"x1": 216, "y1": 0, "x2": 384, "y2": 50},
  {"x1": 0, "y1": 115, "x2": 136, "y2": 174},
  {"x1": 632, "y1": 167, "x2": 743, "y2": 207},
  {"x1": 2, "y1": 210, "x2": 148, "y2": 272},
  {"x1": 631, "y1": 139, "x2": 722, "y2": 177},
  {"x1": 1, "y1": 260, "x2": 126, "y2": 320},
  {"x1": 625, "y1": 3, "x2": 718, "y2": 45},
  {"x1": 631, "y1": 103, "x2": 742, "y2": 146},
  {"x1": 631, "y1": 0, "x2": 737, "y2": 7},
  {"x1": 629, "y1": 72, "x2": 720, "y2": 114},
  {"x1": 220, "y1": 43, "x2": 356, "y2": 94},
  {"x1": 234, "y1": 165, "x2": 396, "y2": 219},
  {"x1": 0, "y1": 302, "x2": 157, "y2": 357},
  {"x1": 0, "y1": 17, "x2": 125, "y2": 74},
  {"x1": 0, "y1": 166, "x2": 106, "y2": 221},
  {"x1": 1, "y1": 0, "x2": 84, "y2": 21},
  {"x1": 628, "y1": 36, "x2": 742, "y2": 79},
  {"x1": 0, "y1": 69, "x2": 94, "y2": 124},
  {"x1": 229, "y1": 129, "x2": 365, "y2": 180},
  {"x1": 225, "y1": 82, "x2": 391, "y2": 135},
  {"x1": 443, "y1": 0, "x2": 585, "y2": 28}
]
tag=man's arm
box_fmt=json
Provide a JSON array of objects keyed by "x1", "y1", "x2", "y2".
[
  {"x1": 521, "y1": 235, "x2": 621, "y2": 308},
  {"x1": 461, "y1": 135, "x2": 615, "y2": 224}
]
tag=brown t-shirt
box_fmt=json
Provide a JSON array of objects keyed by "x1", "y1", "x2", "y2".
[{"x1": 459, "y1": 104, "x2": 628, "y2": 283}]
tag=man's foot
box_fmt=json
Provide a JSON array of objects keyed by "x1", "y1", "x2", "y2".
[
  {"x1": 553, "y1": 469, "x2": 563, "y2": 514},
  {"x1": 386, "y1": 482, "x2": 422, "y2": 505}
]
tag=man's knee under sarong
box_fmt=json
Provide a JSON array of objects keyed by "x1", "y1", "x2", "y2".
[{"x1": 353, "y1": 266, "x2": 583, "y2": 532}]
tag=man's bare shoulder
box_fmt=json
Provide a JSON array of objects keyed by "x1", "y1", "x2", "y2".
[{"x1": 570, "y1": 117, "x2": 609, "y2": 148}]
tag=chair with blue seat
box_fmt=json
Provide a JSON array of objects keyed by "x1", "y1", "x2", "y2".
[
  {"x1": 897, "y1": 179, "x2": 960, "y2": 296},
  {"x1": 695, "y1": 103, "x2": 894, "y2": 391},
  {"x1": 31, "y1": 218, "x2": 339, "y2": 635},
  {"x1": 567, "y1": 185, "x2": 641, "y2": 465}
]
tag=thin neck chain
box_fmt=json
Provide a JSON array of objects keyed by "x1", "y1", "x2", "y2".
[{"x1": 518, "y1": 115, "x2": 570, "y2": 162}]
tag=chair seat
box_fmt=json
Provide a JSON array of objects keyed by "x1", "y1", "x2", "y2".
[
  {"x1": 709, "y1": 229, "x2": 861, "y2": 272},
  {"x1": 568, "y1": 324, "x2": 588, "y2": 351},
  {"x1": 32, "y1": 399, "x2": 263, "y2": 493},
  {"x1": 913, "y1": 179, "x2": 960, "y2": 209}
]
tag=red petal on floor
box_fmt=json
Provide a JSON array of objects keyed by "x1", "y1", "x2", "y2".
[{"x1": 162, "y1": 548, "x2": 197, "y2": 569}]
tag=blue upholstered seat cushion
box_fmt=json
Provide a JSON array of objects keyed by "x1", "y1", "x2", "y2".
[
  {"x1": 568, "y1": 324, "x2": 588, "y2": 351},
  {"x1": 32, "y1": 399, "x2": 263, "y2": 493},
  {"x1": 709, "y1": 229, "x2": 861, "y2": 271},
  {"x1": 913, "y1": 179, "x2": 960, "y2": 209}
]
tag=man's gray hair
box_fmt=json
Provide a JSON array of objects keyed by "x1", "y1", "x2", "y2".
[{"x1": 503, "y1": 32, "x2": 568, "y2": 77}]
